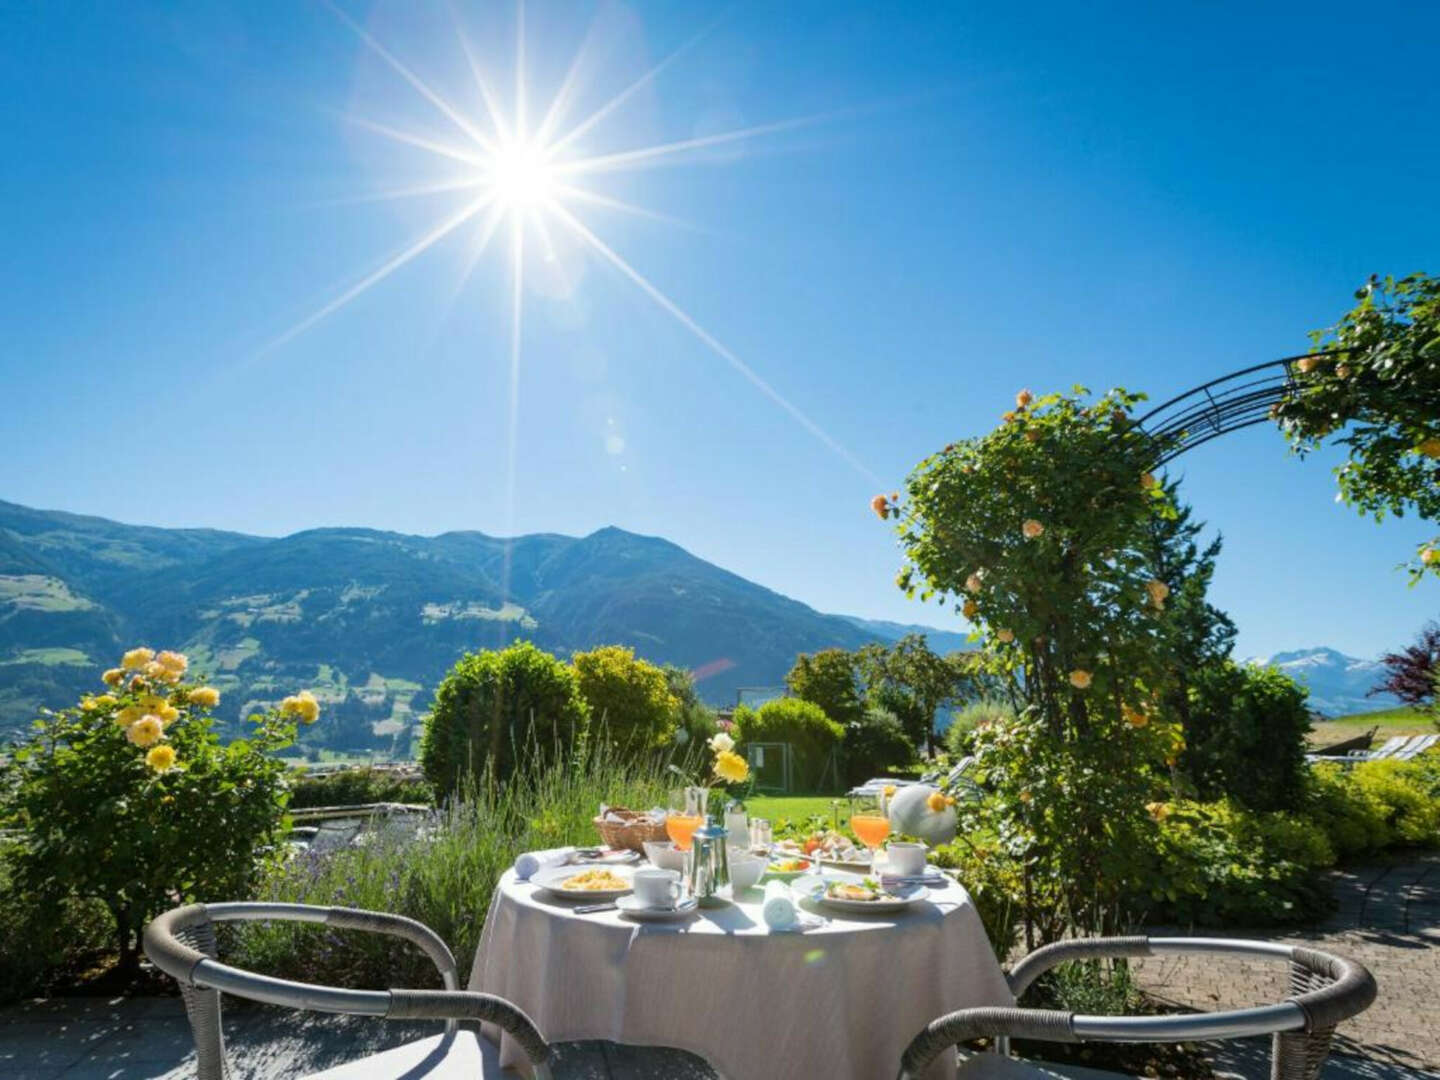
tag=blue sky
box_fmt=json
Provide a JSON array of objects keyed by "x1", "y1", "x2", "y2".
[{"x1": 2, "y1": 0, "x2": 1437, "y2": 660}]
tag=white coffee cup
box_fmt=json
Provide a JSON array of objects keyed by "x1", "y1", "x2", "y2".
[
  {"x1": 886, "y1": 842, "x2": 927, "y2": 876},
  {"x1": 633, "y1": 867, "x2": 682, "y2": 908}
]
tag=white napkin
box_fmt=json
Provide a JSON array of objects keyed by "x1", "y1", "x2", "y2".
[
  {"x1": 881, "y1": 869, "x2": 949, "y2": 888},
  {"x1": 514, "y1": 846, "x2": 576, "y2": 880},
  {"x1": 762, "y1": 879, "x2": 800, "y2": 929}
]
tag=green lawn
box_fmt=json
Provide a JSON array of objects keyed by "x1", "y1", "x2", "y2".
[
  {"x1": 745, "y1": 794, "x2": 848, "y2": 829},
  {"x1": 1309, "y1": 706, "x2": 1433, "y2": 748}
]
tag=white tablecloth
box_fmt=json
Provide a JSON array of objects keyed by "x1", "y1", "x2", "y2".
[{"x1": 469, "y1": 869, "x2": 1014, "y2": 1080}]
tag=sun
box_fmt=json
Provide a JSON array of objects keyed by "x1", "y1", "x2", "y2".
[{"x1": 488, "y1": 139, "x2": 556, "y2": 209}]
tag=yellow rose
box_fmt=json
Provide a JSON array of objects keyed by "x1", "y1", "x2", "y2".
[
  {"x1": 1140, "y1": 472, "x2": 1157, "y2": 490},
  {"x1": 1296, "y1": 356, "x2": 1319, "y2": 374},
  {"x1": 188, "y1": 686, "x2": 221, "y2": 708},
  {"x1": 964, "y1": 572, "x2": 984, "y2": 593},
  {"x1": 1022, "y1": 519, "x2": 1044, "y2": 539},
  {"x1": 962, "y1": 599, "x2": 979, "y2": 620},
  {"x1": 144, "y1": 660, "x2": 166, "y2": 680},
  {"x1": 1146, "y1": 801, "x2": 1171, "y2": 822},
  {"x1": 1018, "y1": 790, "x2": 1032, "y2": 804},
  {"x1": 129, "y1": 676, "x2": 146, "y2": 692},
  {"x1": 995, "y1": 629, "x2": 1015, "y2": 644},
  {"x1": 116, "y1": 706, "x2": 143, "y2": 727},
  {"x1": 1422, "y1": 548, "x2": 1440, "y2": 566},
  {"x1": 1015, "y1": 389, "x2": 1033, "y2": 409},
  {"x1": 1335, "y1": 364, "x2": 1352, "y2": 379},
  {"x1": 126, "y1": 715, "x2": 165, "y2": 748},
  {"x1": 1024, "y1": 429, "x2": 1040, "y2": 443},
  {"x1": 1124, "y1": 706, "x2": 1149, "y2": 728},
  {"x1": 281, "y1": 690, "x2": 321, "y2": 724},
  {"x1": 80, "y1": 696, "x2": 98, "y2": 711},
  {"x1": 139, "y1": 694, "x2": 167, "y2": 711},
  {"x1": 102, "y1": 668, "x2": 125, "y2": 688},
  {"x1": 926, "y1": 791, "x2": 949, "y2": 813},
  {"x1": 1069, "y1": 669, "x2": 1092, "y2": 690},
  {"x1": 883, "y1": 784, "x2": 897, "y2": 798},
  {"x1": 156, "y1": 703, "x2": 180, "y2": 724},
  {"x1": 145, "y1": 745, "x2": 177, "y2": 773},
  {"x1": 713, "y1": 750, "x2": 749, "y2": 784},
  {"x1": 870, "y1": 494, "x2": 889, "y2": 520},
  {"x1": 121, "y1": 647, "x2": 155, "y2": 671},
  {"x1": 1417, "y1": 437, "x2": 1440, "y2": 459},
  {"x1": 156, "y1": 650, "x2": 188, "y2": 676},
  {"x1": 91, "y1": 694, "x2": 117, "y2": 710}
]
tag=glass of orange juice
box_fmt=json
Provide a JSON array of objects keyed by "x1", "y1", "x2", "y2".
[
  {"x1": 666, "y1": 787, "x2": 707, "y2": 852},
  {"x1": 849, "y1": 794, "x2": 891, "y2": 870}
]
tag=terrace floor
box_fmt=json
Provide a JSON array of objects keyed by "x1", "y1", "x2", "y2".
[{"x1": 1, "y1": 855, "x2": 1435, "y2": 1079}]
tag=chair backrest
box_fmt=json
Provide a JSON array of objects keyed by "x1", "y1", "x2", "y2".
[
  {"x1": 143, "y1": 902, "x2": 553, "y2": 1080},
  {"x1": 1365, "y1": 736, "x2": 1408, "y2": 759},
  {"x1": 899, "y1": 936, "x2": 1375, "y2": 1080},
  {"x1": 1396, "y1": 733, "x2": 1438, "y2": 760}
]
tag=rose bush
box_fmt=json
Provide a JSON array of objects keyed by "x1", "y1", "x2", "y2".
[
  {"x1": 1271, "y1": 272, "x2": 1440, "y2": 579},
  {"x1": 0, "y1": 648, "x2": 310, "y2": 977}
]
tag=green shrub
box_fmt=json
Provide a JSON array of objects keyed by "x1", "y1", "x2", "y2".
[
  {"x1": 571, "y1": 645, "x2": 678, "y2": 751},
  {"x1": 1348, "y1": 759, "x2": 1440, "y2": 845},
  {"x1": 1143, "y1": 800, "x2": 1334, "y2": 925},
  {"x1": 1307, "y1": 763, "x2": 1391, "y2": 857},
  {"x1": 1182, "y1": 661, "x2": 1312, "y2": 812},
  {"x1": 943, "y1": 697, "x2": 1015, "y2": 758},
  {"x1": 0, "y1": 648, "x2": 301, "y2": 977},
  {"x1": 0, "y1": 841, "x2": 113, "y2": 1003},
  {"x1": 786, "y1": 648, "x2": 864, "y2": 726},
  {"x1": 733, "y1": 698, "x2": 844, "y2": 791},
  {"x1": 419, "y1": 642, "x2": 589, "y2": 797},
  {"x1": 840, "y1": 707, "x2": 916, "y2": 786},
  {"x1": 231, "y1": 745, "x2": 670, "y2": 988},
  {"x1": 662, "y1": 664, "x2": 718, "y2": 748},
  {"x1": 288, "y1": 767, "x2": 433, "y2": 810}
]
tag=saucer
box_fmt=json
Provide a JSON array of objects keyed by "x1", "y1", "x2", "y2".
[{"x1": 615, "y1": 894, "x2": 699, "y2": 921}]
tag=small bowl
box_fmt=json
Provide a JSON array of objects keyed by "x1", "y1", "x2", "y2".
[
  {"x1": 727, "y1": 851, "x2": 765, "y2": 895},
  {"x1": 643, "y1": 839, "x2": 686, "y2": 872}
]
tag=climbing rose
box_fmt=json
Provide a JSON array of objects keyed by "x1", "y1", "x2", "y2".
[
  {"x1": 962, "y1": 599, "x2": 979, "y2": 619},
  {"x1": 1068, "y1": 669, "x2": 1092, "y2": 689},
  {"x1": 121, "y1": 647, "x2": 155, "y2": 671},
  {"x1": 126, "y1": 715, "x2": 165, "y2": 748},
  {"x1": 1022, "y1": 519, "x2": 1044, "y2": 539},
  {"x1": 995, "y1": 629, "x2": 1015, "y2": 644},
  {"x1": 146, "y1": 745, "x2": 177, "y2": 773},
  {"x1": 1015, "y1": 389, "x2": 1033, "y2": 408},
  {"x1": 102, "y1": 668, "x2": 125, "y2": 688},
  {"x1": 869, "y1": 494, "x2": 889, "y2": 519},
  {"x1": 188, "y1": 687, "x2": 221, "y2": 708},
  {"x1": 964, "y1": 572, "x2": 983, "y2": 593},
  {"x1": 1417, "y1": 437, "x2": 1440, "y2": 459},
  {"x1": 1296, "y1": 356, "x2": 1320, "y2": 374},
  {"x1": 1146, "y1": 579, "x2": 1170, "y2": 608}
]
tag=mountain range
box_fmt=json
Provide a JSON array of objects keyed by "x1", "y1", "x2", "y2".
[
  {"x1": 0, "y1": 498, "x2": 1398, "y2": 754},
  {"x1": 1243, "y1": 647, "x2": 1399, "y2": 718},
  {"x1": 0, "y1": 498, "x2": 969, "y2": 752}
]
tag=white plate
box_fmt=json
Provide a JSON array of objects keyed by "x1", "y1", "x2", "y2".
[
  {"x1": 615, "y1": 894, "x2": 699, "y2": 921},
  {"x1": 793, "y1": 872, "x2": 929, "y2": 913},
  {"x1": 531, "y1": 864, "x2": 635, "y2": 900}
]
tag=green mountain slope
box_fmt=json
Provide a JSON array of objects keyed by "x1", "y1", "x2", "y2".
[{"x1": 0, "y1": 499, "x2": 955, "y2": 754}]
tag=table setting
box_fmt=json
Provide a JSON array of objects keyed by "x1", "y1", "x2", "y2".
[{"x1": 471, "y1": 765, "x2": 1015, "y2": 1080}]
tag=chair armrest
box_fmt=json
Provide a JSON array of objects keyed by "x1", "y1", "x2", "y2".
[
  {"x1": 388, "y1": 989, "x2": 551, "y2": 1070},
  {"x1": 898, "y1": 1006, "x2": 1078, "y2": 1079},
  {"x1": 1006, "y1": 936, "x2": 1153, "y2": 1000},
  {"x1": 204, "y1": 902, "x2": 460, "y2": 991}
]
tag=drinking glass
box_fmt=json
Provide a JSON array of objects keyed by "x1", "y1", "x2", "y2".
[
  {"x1": 849, "y1": 794, "x2": 891, "y2": 870},
  {"x1": 666, "y1": 787, "x2": 706, "y2": 852}
]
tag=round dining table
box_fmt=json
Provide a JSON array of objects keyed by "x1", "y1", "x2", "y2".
[{"x1": 469, "y1": 867, "x2": 1014, "y2": 1080}]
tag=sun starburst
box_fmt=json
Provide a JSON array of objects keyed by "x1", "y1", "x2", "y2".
[{"x1": 271, "y1": 1, "x2": 879, "y2": 497}]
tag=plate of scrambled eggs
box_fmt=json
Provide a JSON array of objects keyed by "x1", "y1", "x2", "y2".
[{"x1": 531, "y1": 865, "x2": 636, "y2": 900}]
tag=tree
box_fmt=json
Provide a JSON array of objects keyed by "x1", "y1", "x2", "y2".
[
  {"x1": 1, "y1": 649, "x2": 301, "y2": 978},
  {"x1": 731, "y1": 698, "x2": 844, "y2": 791},
  {"x1": 840, "y1": 706, "x2": 916, "y2": 787},
  {"x1": 1183, "y1": 661, "x2": 1312, "y2": 812},
  {"x1": 1143, "y1": 480, "x2": 1238, "y2": 750},
  {"x1": 881, "y1": 386, "x2": 1188, "y2": 938},
  {"x1": 856, "y1": 635, "x2": 974, "y2": 755},
  {"x1": 571, "y1": 645, "x2": 678, "y2": 751},
  {"x1": 419, "y1": 641, "x2": 589, "y2": 796},
  {"x1": 661, "y1": 663, "x2": 718, "y2": 746},
  {"x1": 1370, "y1": 621, "x2": 1440, "y2": 709},
  {"x1": 785, "y1": 648, "x2": 863, "y2": 726},
  {"x1": 1272, "y1": 272, "x2": 1440, "y2": 579}
]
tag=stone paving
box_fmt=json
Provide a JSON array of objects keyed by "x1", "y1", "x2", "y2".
[
  {"x1": 1, "y1": 857, "x2": 1434, "y2": 1078},
  {"x1": 1133, "y1": 854, "x2": 1440, "y2": 1079}
]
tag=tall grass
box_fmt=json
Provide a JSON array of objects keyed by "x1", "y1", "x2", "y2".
[{"x1": 231, "y1": 745, "x2": 676, "y2": 988}]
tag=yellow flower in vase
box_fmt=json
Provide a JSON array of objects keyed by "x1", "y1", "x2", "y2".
[{"x1": 713, "y1": 750, "x2": 749, "y2": 785}]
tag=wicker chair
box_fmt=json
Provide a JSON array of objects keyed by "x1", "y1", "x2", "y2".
[
  {"x1": 897, "y1": 936, "x2": 1376, "y2": 1080},
  {"x1": 144, "y1": 901, "x2": 556, "y2": 1079}
]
